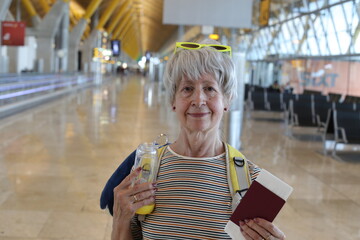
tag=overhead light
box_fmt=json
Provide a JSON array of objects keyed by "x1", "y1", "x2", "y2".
[{"x1": 209, "y1": 34, "x2": 219, "y2": 40}]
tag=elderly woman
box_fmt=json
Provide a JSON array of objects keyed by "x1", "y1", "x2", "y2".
[{"x1": 101, "y1": 40, "x2": 286, "y2": 240}]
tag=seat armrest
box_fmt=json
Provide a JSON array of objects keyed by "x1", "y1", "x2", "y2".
[{"x1": 336, "y1": 127, "x2": 348, "y2": 144}]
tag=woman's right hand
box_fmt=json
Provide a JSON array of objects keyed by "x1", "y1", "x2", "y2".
[{"x1": 113, "y1": 167, "x2": 157, "y2": 222}]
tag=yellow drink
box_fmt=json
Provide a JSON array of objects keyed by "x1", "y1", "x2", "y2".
[
  {"x1": 134, "y1": 144, "x2": 158, "y2": 215},
  {"x1": 136, "y1": 203, "x2": 155, "y2": 214}
]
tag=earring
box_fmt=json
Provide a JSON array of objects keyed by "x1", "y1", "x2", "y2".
[
  {"x1": 224, "y1": 108, "x2": 227, "y2": 111},
  {"x1": 173, "y1": 106, "x2": 176, "y2": 110}
]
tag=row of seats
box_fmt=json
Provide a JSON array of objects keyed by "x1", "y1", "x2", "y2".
[
  {"x1": 324, "y1": 109, "x2": 360, "y2": 156},
  {"x1": 245, "y1": 85, "x2": 360, "y2": 157}
]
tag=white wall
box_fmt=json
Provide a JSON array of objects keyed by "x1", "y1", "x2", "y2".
[{"x1": 8, "y1": 36, "x2": 37, "y2": 73}]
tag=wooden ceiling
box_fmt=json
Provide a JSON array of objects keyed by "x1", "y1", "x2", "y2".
[
  {"x1": 8, "y1": 0, "x2": 311, "y2": 59},
  {"x1": 9, "y1": 0, "x2": 178, "y2": 58}
]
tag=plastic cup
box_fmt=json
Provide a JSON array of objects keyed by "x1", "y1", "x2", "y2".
[{"x1": 133, "y1": 142, "x2": 158, "y2": 214}]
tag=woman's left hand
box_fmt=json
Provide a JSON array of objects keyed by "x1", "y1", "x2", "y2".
[{"x1": 239, "y1": 218, "x2": 286, "y2": 240}]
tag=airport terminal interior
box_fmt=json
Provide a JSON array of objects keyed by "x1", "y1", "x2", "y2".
[{"x1": 1, "y1": 0, "x2": 360, "y2": 239}]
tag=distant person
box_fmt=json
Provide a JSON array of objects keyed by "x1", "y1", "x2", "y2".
[
  {"x1": 268, "y1": 80, "x2": 281, "y2": 92},
  {"x1": 282, "y1": 82, "x2": 293, "y2": 93},
  {"x1": 101, "y1": 40, "x2": 286, "y2": 240}
]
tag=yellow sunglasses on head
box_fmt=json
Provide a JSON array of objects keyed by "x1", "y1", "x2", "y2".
[{"x1": 173, "y1": 42, "x2": 232, "y2": 56}]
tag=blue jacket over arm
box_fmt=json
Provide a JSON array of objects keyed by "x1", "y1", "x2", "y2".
[{"x1": 100, "y1": 150, "x2": 136, "y2": 215}]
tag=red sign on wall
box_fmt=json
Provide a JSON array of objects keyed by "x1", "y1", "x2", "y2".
[{"x1": 1, "y1": 21, "x2": 26, "y2": 46}]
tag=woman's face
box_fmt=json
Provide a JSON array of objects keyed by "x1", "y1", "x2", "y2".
[{"x1": 172, "y1": 74, "x2": 228, "y2": 133}]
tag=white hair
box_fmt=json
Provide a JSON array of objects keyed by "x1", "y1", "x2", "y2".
[{"x1": 163, "y1": 39, "x2": 237, "y2": 105}]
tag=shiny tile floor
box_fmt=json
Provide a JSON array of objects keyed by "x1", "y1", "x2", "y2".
[{"x1": 0, "y1": 74, "x2": 359, "y2": 240}]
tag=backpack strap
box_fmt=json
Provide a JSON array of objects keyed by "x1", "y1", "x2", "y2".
[
  {"x1": 225, "y1": 143, "x2": 251, "y2": 211},
  {"x1": 156, "y1": 145, "x2": 167, "y2": 173}
]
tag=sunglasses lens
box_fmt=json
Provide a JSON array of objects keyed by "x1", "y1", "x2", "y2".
[
  {"x1": 211, "y1": 45, "x2": 227, "y2": 51},
  {"x1": 180, "y1": 43, "x2": 200, "y2": 48}
]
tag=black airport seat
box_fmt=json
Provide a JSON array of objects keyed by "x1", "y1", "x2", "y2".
[
  {"x1": 249, "y1": 88, "x2": 267, "y2": 111},
  {"x1": 266, "y1": 91, "x2": 283, "y2": 112},
  {"x1": 291, "y1": 94, "x2": 316, "y2": 127},
  {"x1": 313, "y1": 94, "x2": 333, "y2": 130},
  {"x1": 334, "y1": 109, "x2": 360, "y2": 145}
]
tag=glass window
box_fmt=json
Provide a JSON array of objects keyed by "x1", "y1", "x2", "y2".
[
  {"x1": 306, "y1": 24, "x2": 320, "y2": 55},
  {"x1": 247, "y1": 51, "x2": 255, "y2": 61},
  {"x1": 269, "y1": 16, "x2": 277, "y2": 25},
  {"x1": 307, "y1": 14, "x2": 318, "y2": 37},
  {"x1": 307, "y1": 37, "x2": 319, "y2": 55},
  {"x1": 246, "y1": 47, "x2": 253, "y2": 59},
  {"x1": 349, "y1": 4, "x2": 359, "y2": 36},
  {"x1": 278, "y1": 10, "x2": 286, "y2": 22},
  {"x1": 266, "y1": 28, "x2": 273, "y2": 43},
  {"x1": 288, "y1": 10, "x2": 299, "y2": 19},
  {"x1": 253, "y1": 38, "x2": 259, "y2": 49},
  {"x1": 337, "y1": 31, "x2": 351, "y2": 54},
  {"x1": 329, "y1": 0, "x2": 341, "y2": 4},
  {"x1": 301, "y1": 40, "x2": 310, "y2": 55},
  {"x1": 267, "y1": 26, "x2": 275, "y2": 40},
  {"x1": 331, "y1": 5, "x2": 347, "y2": 32},
  {"x1": 308, "y1": 1, "x2": 318, "y2": 11},
  {"x1": 341, "y1": 1, "x2": 354, "y2": 26},
  {"x1": 280, "y1": 41, "x2": 288, "y2": 54},
  {"x1": 244, "y1": 0, "x2": 359, "y2": 59},
  {"x1": 260, "y1": 48, "x2": 266, "y2": 59},
  {"x1": 275, "y1": 34, "x2": 284, "y2": 53},
  {"x1": 354, "y1": 35, "x2": 360, "y2": 53},
  {"x1": 242, "y1": 35, "x2": 250, "y2": 47},
  {"x1": 256, "y1": 47, "x2": 263, "y2": 60},
  {"x1": 285, "y1": 41, "x2": 294, "y2": 54},
  {"x1": 259, "y1": 29, "x2": 267, "y2": 44},
  {"x1": 261, "y1": 30, "x2": 270, "y2": 45},
  {"x1": 257, "y1": 35, "x2": 264, "y2": 48},
  {"x1": 312, "y1": 14, "x2": 325, "y2": 38},
  {"x1": 281, "y1": 23, "x2": 291, "y2": 42},
  {"x1": 300, "y1": 15, "x2": 309, "y2": 29},
  {"x1": 260, "y1": 37, "x2": 266, "y2": 50},
  {"x1": 292, "y1": 18, "x2": 304, "y2": 38},
  {"x1": 285, "y1": 21, "x2": 296, "y2": 40},
  {"x1": 319, "y1": 10, "x2": 332, "y2": 34},
  {"x1": 315, "y1": 0, "x2": 326, "y2": 8},
  {"x1": 327, "y1": 33, "x2": 341, "y2": 54},
  {"x1": 284, "y1": 23, "x2": 296, "y2": 52},
  {"x1": 317, "y1": 34, "x2": 329, "y2": 55}
]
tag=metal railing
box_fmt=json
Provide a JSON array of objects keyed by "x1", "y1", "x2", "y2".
[{"x1": 0, "y1": 73, "x2": 95, "y2": 118}]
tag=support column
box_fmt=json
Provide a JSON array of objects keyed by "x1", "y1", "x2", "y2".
[
  {"x1": 81, "y1": 29, "x2": 101, "y2": 73},
  {"x1": 21, "y1": 0, "x2": 41, "y2": 26},
  {"x1": 59, "y1": 7, "x2": 69, "y2": 72},
  {"x1": 224, "y1": 28, "x2": 246, "y2": 150},
  {"x1": 0, "y1": 0, "x2": 12, "y2": 73},
  {"x1": 0, "y1": 0, "x2": 11, "y2": 19},
  {"x1": 68, "y1": 19, "x2": 88, "y2": 72},
  {"x1": 35, "y1": 0, "x2": 68, "y2": 73},
  {"x1": 68, "y1": 0, "x2": 104, "y2": 72}
]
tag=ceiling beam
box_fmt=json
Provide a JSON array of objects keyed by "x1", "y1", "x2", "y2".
[
  {"x1": 106, "y1": 0, "x2": 130, "y2": 33},
  {"x1": 112, "y1": 10, "x2": 132, "y2": 39},
  {"x1": 21, "y1": 0, "x2": 37, "y2": 17},
  {"x1": 96, "y1": 0, "x2": 123, "y2": 30},
  {"x1": 83, "y1": 0, "x2": 103, "y2": 20}
]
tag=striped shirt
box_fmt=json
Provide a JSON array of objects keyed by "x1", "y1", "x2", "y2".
[{"x1": 131, "y1": 146, "x2": 261, "y2": 240}]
